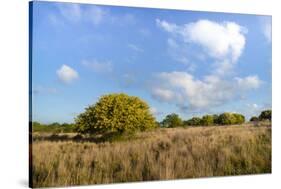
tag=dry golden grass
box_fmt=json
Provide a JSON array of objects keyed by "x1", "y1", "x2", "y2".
[{"x1": 31, "y1": 124, "x2": 271, "y2": 187}]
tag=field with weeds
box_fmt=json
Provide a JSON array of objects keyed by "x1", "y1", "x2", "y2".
[{"x1": 31, "y1": 124, "x2": 271, "y2": 187}]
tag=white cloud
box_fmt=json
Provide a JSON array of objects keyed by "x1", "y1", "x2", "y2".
[
  {"x1": 150, "y1": 107, "x2": 163, "y2": 116},
  {"x1": 214, "y1": 60, "x2": 235, "y2": 76},
  {"x1": 151, "y1": 88, "x2": 177, "y2": 102},
  {"x1": 185, "y1": 20, "x2": 247, "y2": 62},
  {"x1": 82, "y1": 59, "x2": 113, "y2": 73},
  {"x1": 52, "y1": 4, "x2": 138, "y2": 29},
  {"x1": 156, "y1": 19, "x2": 247, "y2": 75},
  {"x1": 56, "y1": 64, "x2": 79, "y2": 84},
  {"x1": 261, "y1": 17, "x2": 272, "y2": 43},
  {"x1": 150, "y1": 72, "x2": 262, "y2": 111},
  {"x1": 235, "y1": 75, "x2": 262, "y2": 90},
  {"x1": 55, "y1": 4, "x2": 106, "y2": 25},
  {"x1": 57, "y1": 4, "x2": 81, "y2": 23},
  {"x1": 153, "y1": 19, "x2": 265, "y2": 112},
  {"x1": 156, "y1": 19, "x2": 178, "y2": 33},
  {"x1": 157, "y1": 19, "x2": 246, "y2": 63},
  {"x1": 250, "y1": 103, "x2": 259, "y2": 109},
  {"x1": 152, "y1": 72, "x2": 232, "y2": 110}
]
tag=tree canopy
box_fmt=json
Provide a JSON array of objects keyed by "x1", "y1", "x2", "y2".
[
  {"x1": 201, "y1": 115, "x2": 214, "y2": 126},
  {"x1": 250, "y1": 116, "x2": 259, "y2": 122},
  {"x1": 161, "y1": 113, "x2": 183, "y2": 128},
  {"x1": 75, "y1": 93, "x2": 157, "y2": 134},
  {"x1": 217, "y1": 112, "x2": 245, "y2": 125},
  {"x1": 185, "y1": 117, "x2": 202, "y2": 126},
  {"x1": 258, "y1": 110, "x2": 272, "y2": 121}
]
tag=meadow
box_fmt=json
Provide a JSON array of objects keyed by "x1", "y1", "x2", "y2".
[{"x1": 31, "y1": 123, "x2": 271, "y2": 187}]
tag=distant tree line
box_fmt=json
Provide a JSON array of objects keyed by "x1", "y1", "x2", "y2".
[
  {"x1": 160, "y1": 112, "x2": 245, "y2": 128},
  {"x1": 160, "y1": 110, "x2": 272, "y2": 128},
  {"x1": 32, "y1": 122, "x2": 75, "y2": 133}
]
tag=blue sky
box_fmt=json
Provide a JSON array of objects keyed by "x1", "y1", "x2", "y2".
[{"x1": 31, "y1": 1, "x2": 272, "y2": 124}]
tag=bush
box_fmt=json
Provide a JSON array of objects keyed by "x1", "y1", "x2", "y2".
[
  {"x1": 185, "y1": 117, "x2": 202, "y2": 126},
  {"x1": 75, "y1": 93, "x2": 157, "y2": 134},
  {"x1": 217, "y1": 113, "x2": 234, "y2": 125},
  {"x1": 201, "y1": 115, "x2": 214, "y2": 126},
  {"x1": 217, "y1": 113, "x2": 245, "y2": 125},
  {"x1": 250, "y1": 116, "x2": 259, "y2": 122},
  {"x1": 60, "y1": 123, "x2": 75, "y2": 133},
  {"x1": 213, "y1": 114, "x2": 219, "y2": 124},
  {"x1": 161, "y1": 113, "x2": 183, "y2": 128},
  {"x1": 233, "y1": 113, "x2": 245, "y2": 124},
  {"x1": 258, "y1": 110, "x2": 272, "y2": 121}
]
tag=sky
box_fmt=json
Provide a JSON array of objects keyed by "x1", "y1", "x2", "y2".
[{"x1": 31, "y1": 1, "x2": 272, "y2": 124}]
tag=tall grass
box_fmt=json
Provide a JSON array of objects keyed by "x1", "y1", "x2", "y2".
[{"x1": 32, "y1": 125, "x2": 271, "y2": 187}]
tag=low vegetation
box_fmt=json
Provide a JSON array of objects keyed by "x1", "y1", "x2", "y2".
[
  {"x1": 32, "y1": 122, "x2": 75, "y2": 133},
  {"x1": 32, "y1": 124, "x2": 271, "y2": 187}
]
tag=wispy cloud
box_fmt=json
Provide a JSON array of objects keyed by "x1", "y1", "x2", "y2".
[
  {"x1": 235, "y1": 75, "x2": 262, "y2": 90},
  {"x1": 33, "y1": 86, "x2": 58, "y2": 95},
  {"x1": 56, "y1": 64, "x2": 79, "y2": 84},
  {"x1": 82, "y1": 59, "x2": 113, "y2": 73},
  {"x1": 84, "y1": 5, "x2": 106, "y2": 25},
  {"x1": 49, "y1": 3, "x2": 139, "y2": 30},
  {"x1": 48, "y1": 14, "x2": 64, "y2": 27},
  {"x1": 260, "y1": 17, "x2": 272, "y2": 43},
  {"x1": 128, "y1": 44, "x2": 144, "y2": 53},
  {"x1": 110, "y1": 13, "x2": 136, "y2": 26},
  {"x1": 166, "y1": 38, "x2": 194, "y2": 69},
  {"x1": 51, "y1": 3, "x2": 107, "y2": 26},
  {"x1": 57, "y1": 3, "x2": 81, "y2": 23},
  {"x1": 150, "y1": 107, "x2": 163, "y2": 116}
]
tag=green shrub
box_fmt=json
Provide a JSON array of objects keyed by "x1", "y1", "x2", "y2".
[
  {"x1": 217, "y1": 112, "x2": 245, "y2": 125},
  {"x1": 233, "y1": 113, "x2": 245, "y2": 124},
  {"x1": 250, "y1": 116, "x2": 259, "y2": 122},
  {"x1": 213, "y1": 114, "x2": 219, "y2": 124},
  {"x1": 185, "y1": 117, "x2": 202, "y2": 126},
  {"x1": 258, "y1": 110, "x2": 272, "y2": 121},
  {"x1": 201, "y1": 115, "x2": 214, "y2": 126},
  {"x1": 217, "y1": 113, "x2": 236, "y2": 125},
  {"x1": 75, "y1": 93, "x2": 157, "y2": 134},
  {"x1": 161, "y1": 113, "x2": 183, "y2": 128}
]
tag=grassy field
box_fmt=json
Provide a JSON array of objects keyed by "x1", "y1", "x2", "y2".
[{"x1": 31, "y1": 123, "x2": 271, "y2": 187}]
